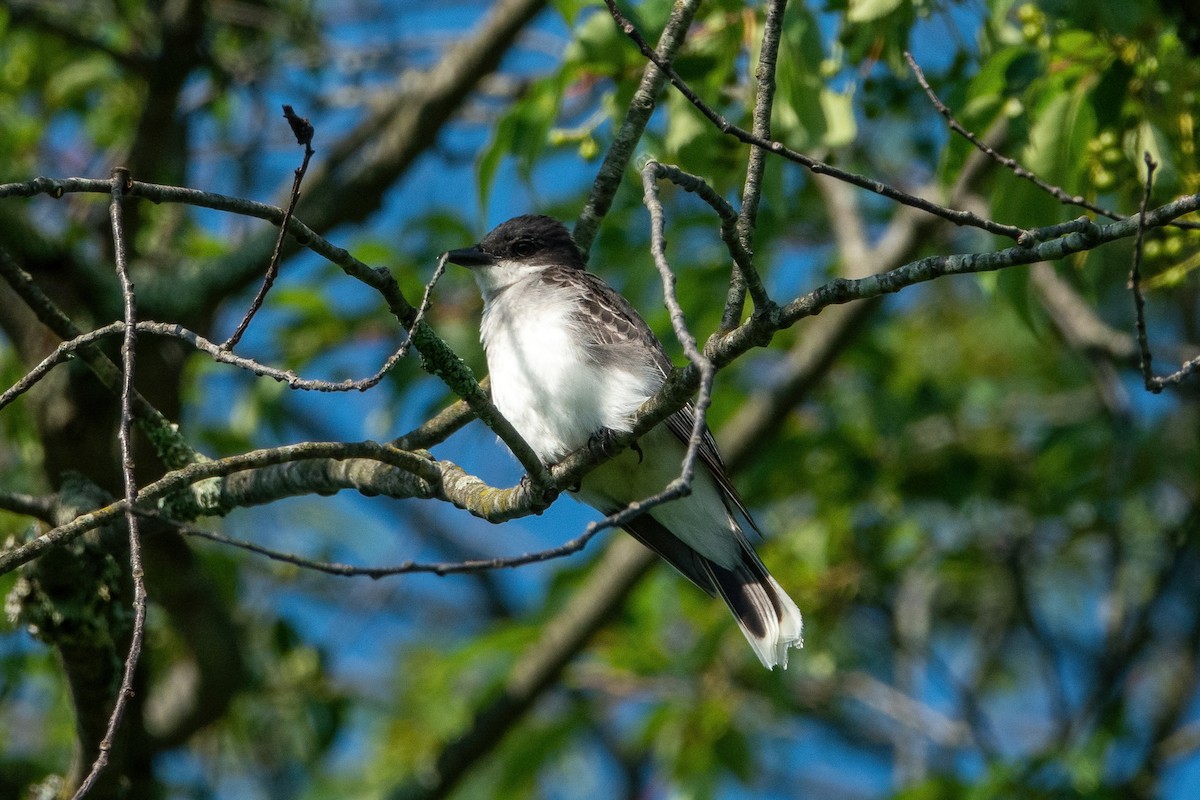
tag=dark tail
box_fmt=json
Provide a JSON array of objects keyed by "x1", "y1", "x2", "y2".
[{"x1": 624, "y1": 514, "x2": 803, "y2": 669}]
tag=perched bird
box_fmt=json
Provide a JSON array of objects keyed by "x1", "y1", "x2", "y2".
[{"x1": 445, "y1": 215, "x2": 803, "y2": 669}]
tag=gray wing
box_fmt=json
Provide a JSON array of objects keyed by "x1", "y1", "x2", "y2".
[{"x1": 546, "y1": 267, "x2": 760, "y2": 532}]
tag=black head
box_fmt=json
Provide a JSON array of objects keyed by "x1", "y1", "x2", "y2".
[{"x1": 444, "y1": 215, "x2": 586, "y2": 270}]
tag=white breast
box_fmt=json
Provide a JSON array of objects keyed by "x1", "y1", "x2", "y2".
[{"x1": 479, "y1": 274, "x2": 654, "y2": 464}]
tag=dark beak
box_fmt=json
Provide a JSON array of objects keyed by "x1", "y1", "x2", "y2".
[{"x1": 444, "y1": 245, "x2": 495, "y2": 268}]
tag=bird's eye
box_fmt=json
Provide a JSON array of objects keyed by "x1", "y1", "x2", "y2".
[{"x1": 512, "y1": 239, "x2": 537, "y2": 258}]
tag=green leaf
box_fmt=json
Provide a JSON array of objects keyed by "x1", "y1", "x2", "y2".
[
  {"x1": 43, "y1": 54, "x2": 115, "y2": 109},
  {"x1": 1127, "y1": 120, "x2": 1177, "y2": 194},
  {"x1": 477, "y1": 73, "x2": 565, "y2": 213},
  {"x1": 772, "y1": 5, "x2": 830, "y2": 150},
  {"x1": 819, "y1": 86, "x2": 857, "y2": 148},
  {"x1": 663, "y1": 89, "x2": 710, "y2": 159},
  {"x1": 549, "y1": 0, "x2": 590, "y2": 26},
  {"x1": 565, "y1": 7, "x2": 640, "y2": 74},
  {"x1": 847, "y1": 0, "x2": 905, "y2": 24}
]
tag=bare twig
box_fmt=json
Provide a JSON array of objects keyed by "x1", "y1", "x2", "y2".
[
  {"x1": 70, "y1": 167, "x2": 148, "y2": 800},
  {"x1": 1159, "y1": 354, "x2": 1200, "y2": 388},
  {"x1": 0, "y1": 321, "x2": 120, "y2": 411},
  {"x1": 574, "y1": 0, "x2": 703, "y2": 253},
  {"x1": 0, "y1": 320, "x2": 405, "y2": 413},
  {"x1": 725, "y1": 0, "x2": 787, "y2": 330},
  {"x1": 391, "y1": 378, "x2": 487, "y2": 451},
  {"x1": 641, "y1": 161, "x2": 715, "y2": 494},
  {"x1": 0, "y1": 176, "x2": 548, "y2": 483},
  {"x1": 0, "y1": 176, "x2": 406, "y2": 311},
  {"x1": 0, "y1": 248, "x2": 198, "y2": 469},
  {"x1": 602, "y1": 0, "x2": 1032, "y2": 243},
  {"x1": 642, "y1": 160, "x2": 769, "y2": 310},
  {"x1": 1129, "y1": 154, "x2": 1158, "y2": 382},
  {"x1": 223, "y1": 106, "x2": 317, "y2": 350},
  {"x1": 766, "y1": 193, "x2": 1200, "y2": 336},
  {"x1": 905, "y1": 52, "x2": 1199, "y2": 234},
  {"x1": 169, "y1": 514, "x2": 604, "y2": 577},
  {"x1": 906, "y1": 52, "x2": 1115, "y2": 221},
  {"x1": 1129, "y1": 155, "x2": 1200, "y2": 392}
]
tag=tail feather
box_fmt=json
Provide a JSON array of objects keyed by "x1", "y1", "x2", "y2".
[
  {"x1": 705, "y1": 557, "x2": 804, "y2": 670},
  {"x1": 622, "y1": 513, "x2": 803, "y2": 670}
]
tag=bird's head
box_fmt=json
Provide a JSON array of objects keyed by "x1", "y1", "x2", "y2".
[{"x1": 444, "y1": 215, "x2": 586, "y2": 296}]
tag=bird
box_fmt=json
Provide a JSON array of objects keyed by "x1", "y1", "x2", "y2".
[{"x1": 445, "y1": 214, "x2": 803, "y2": 669}]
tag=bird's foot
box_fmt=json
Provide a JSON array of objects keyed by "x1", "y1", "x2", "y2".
[
  {"x1": 588, "y1": 427, "x2": 643, "y2": 463},
  {"x1": 518, "y1": 473, "x2": 559, "y2": 511}
]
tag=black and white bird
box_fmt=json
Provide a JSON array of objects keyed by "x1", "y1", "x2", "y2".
[{"x1": 445, "y1": 215, "x2": 803, "y2": 669}]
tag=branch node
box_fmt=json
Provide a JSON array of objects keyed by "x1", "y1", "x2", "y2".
[
  {"x1": 110, "y1": 166, "x2": 132, "y2": 192},
  {"x1": 221, "y1": 107, "x2": 317, "y2": 351},
  {"x1": 282, "y1": 104, "x2": 315, "y2": 149}
]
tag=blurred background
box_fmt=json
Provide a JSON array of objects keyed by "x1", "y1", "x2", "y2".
[{"x1": 1, "y1": 0, "x2": 1199, "y2": 797}]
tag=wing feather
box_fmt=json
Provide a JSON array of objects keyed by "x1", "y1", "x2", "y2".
[{"x1": 548, "y1": 266, "x2": 759, "y2": 532}]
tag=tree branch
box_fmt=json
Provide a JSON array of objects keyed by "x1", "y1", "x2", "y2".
[
  {"x1": 724, "y1": 0, "x2": 787, "y2": 330},
  {"x1": 68, "y1": 170, "x2": 149, "y2": 800},
  {"x1": 602, "y1": 0, "x2": 1033, "y2": 243},
  {"x1": 0, "y1": 178, "x2": 552, "y2": 488},
  {"x1": 170, "y1": 0, "x2": 549, "y2": 315},
  {"x1": 5, "y1": 183, "x2": 1195, "y2": 587},
  {"x1": 0, "y1": 245, "x2": 198, "y2": 471},
  {"x1": 1129, "y1": 155, "x2": 1200, "y2": 391},
  {"x1": 574, "y1": 0, "x2": 703, "y2": 253},
  {"x1": 221, "y1": 105, "x2": 317, "y2": 350}
]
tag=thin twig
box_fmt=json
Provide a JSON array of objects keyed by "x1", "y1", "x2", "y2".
[
  {"x1": 164, "y1": 513, "x2": 605, "y2": 577},
  {"x1": 766, "y1": 192, "x2": 1200, "y2": 336},
  {"x1": 1158, "y1": 353, "x2": 1200, "y2": 388},
  {"x1": 725, "y1": 0, "x2": 787, "y2": 330},
  {"x1": 0, "y1": 176, "x2": 405, "y2": 311},
  {"x1": 1131, "y1": 154, "x2": 1159, "y2": 391},
  {"x1": 602, "y1": 0, "x2": 1031, "y2": 243},
  {"x1": 643, "y1": 160, "x2": 772, "y2": 313},
  {"x1": 412, "y1": 254, "x2": 448, "y2": 352},
  {"x1": 0, "y1": 322, "x2": 120, "y2": 411},
  {"x1": 906, "y1": 52, "x2": 1114, "y2": 222},
  {"x1": 634, "y1": 162, "x2": 716, "y2": 516},
  {"x1": 574, "y1": 0, "x2": 703, "y2": 253},
  {"x1": 222, "y1": 106, "x2": 317, "y2": 350},
  {"x1": 1127, "y1": 156, "x2": 1200, "y2": 391},
  {"x1": 391, "y1": 379, "x2": 486, "y2": 451},
  {"x1": 70, "y1": 168, "x2": 148, "y2": 800},
  {"x1": 905, "y1": 52, "x2": 1199, "y2": 234},
  {"x1": 0, "y1": 248, "x2": 198, "y2": 469},
  {"x1": 0, "y1": 320, "x2": 405, "y2": 413}
]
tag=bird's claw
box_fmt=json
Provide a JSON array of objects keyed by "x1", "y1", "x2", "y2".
[
  {"x1": 519, "y1": 473, "x2": 559, "y2": 512},
  {"x1": 588, "y1": 427, "x2": 643, "y2": 463}
]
